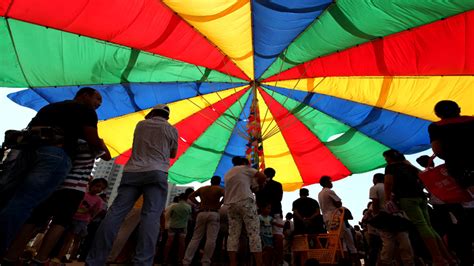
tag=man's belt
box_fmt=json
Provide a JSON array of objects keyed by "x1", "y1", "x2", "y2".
[
  {"x1": 3, "y1": 127, "x2": 64, "y2": 149},
  {"x1": 23, "y1": 126, "x2": 65, "y2": 147},
  {"x1": 200, "y1": 208, "x2": 219, "y2": 212}
]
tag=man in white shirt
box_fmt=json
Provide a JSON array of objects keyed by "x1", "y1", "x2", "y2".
[
  {"x1": 224, "y1": 156, "x2": 266, "y2": 266},
  {"x1": 318, "y1": 176, "x2": 342, "y2": 224},
  {"x1": 87, "y1": 104, "x2": 178, "y2": 266},
  {"x1": 318, "y1": 176, "x2": 358, "y2": 258},
  {"x1": 369, "y1": 173, "x2": 414, "y2": 266}
]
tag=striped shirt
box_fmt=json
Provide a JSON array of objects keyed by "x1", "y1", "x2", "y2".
[{"x1": 58, "y1": 140, "x2": 96, "y2": 192}]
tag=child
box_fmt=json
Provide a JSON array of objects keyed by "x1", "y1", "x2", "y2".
[
  {"x1": 259, "y1": 203, "x2": 273, "y2": 265},
  {"x1": 76, "y1": 193, "x2": 108, "y2": 262},
  {"x1": 55, "y1": 178, "x2": 108, "y2": 262},
  {"x1": 272, "y1": 213, "x2": 285, "y2": 265},
  {"x1": 283, "y1": 212, "x2": 295, "y2": 264}
]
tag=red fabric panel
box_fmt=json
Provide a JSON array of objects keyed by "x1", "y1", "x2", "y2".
[
  {"x1": 258, "y1": 88, "x2": 351, "y2": 185},
  {"x1": 115, "y1": 150, "x2": 131, "y2": 165},
  {"x1": 264, "y1": 11, "x2": 474, "y2": 81},
  {"x1": 0, "y1": 0, "x2": 13, "y2": 14},
  {"x1": 2, "y1": 0, "x2": 248, "y2": 80},
  {"x1": 170, "y1": 88, "x2": 248, "y2": 165},
  {"x1": 116, "y1": 88, "x2": 249, "y2": 165}
]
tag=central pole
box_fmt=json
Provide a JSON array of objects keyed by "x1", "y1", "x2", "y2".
[{"x1": 246, "y1": 82, "x2": 264, "y2": 170}]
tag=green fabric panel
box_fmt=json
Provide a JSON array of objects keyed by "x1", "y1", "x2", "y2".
[
  {"x1": 168, "y1": 90, "x2": 251, "y2": 184},
  {"x1": 262, "y1": 0, "x2": 474, "y2": 79},
  {"x1": 2, "y1": 19, "x2": 244, "y2": 88},
  {"x1": 263, "y1": 87, "x2": 387, "y2": 173},
  {"x1": 0, "y1": 18, "x2": 28, "y2": 87}
]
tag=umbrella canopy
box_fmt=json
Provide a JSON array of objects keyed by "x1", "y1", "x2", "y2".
[{"x1": 1, "y1": 0, "x2": 473, "y2": 191}]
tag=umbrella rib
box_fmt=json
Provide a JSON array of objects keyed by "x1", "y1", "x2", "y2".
[
  {"x1": 260, "y1": 48, "x2": 293, "y2": 138},
  {"x1": 259, "y1": 89, "x2": 276, "y2": 137},
  {"x1": 259, "y1": 86, "x2": 276, "y2": 138},
  {"x1": 281, "y1": 77, "x2": 328, "y2": 124},
  {"x1": 221, "y1": 56, "x2": 249, "y2": 122},
  {"x1": 193, "y1": 65, "x2": 247, "y2": 133},
  {"x1": 183, "y1": 96, "x2": 235, "y2": 131},
  {"x1": 235, "y1": 128, "x2": 251, "y2": 140},
  {"x1": 262, "y1": 77, "x2": 328, "y2": 141},
  {"x1": 261, "y1": 55, "x2": 326, "y2": 140},
  {"x1": 193, "y1": 65, "x2": 237, "y2": 128},
  {"x1": 182, "y1": 88, "x2": 237, "y2": 130},
  {"x1": 270, "y1": 76, "x2": 325, "y2": 127}
]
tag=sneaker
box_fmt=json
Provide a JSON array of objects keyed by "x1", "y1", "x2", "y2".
[
  {"x1": 59, "y1": 257, "x2": 71, "y2": 264},
  {"x1": 28, "y1": 259, "x2": 48, "y2": 266},
  {"x1": 20, "y1": 250, "x2": 35, "y2": 262},
  {"x1": 49, "y1": 258, "x2": 64, "y2": 266}
]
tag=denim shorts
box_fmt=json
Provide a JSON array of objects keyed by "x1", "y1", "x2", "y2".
[
  {"x1": 168, "y1": 227, "x2": 186, "y2": 236},
  {"x1": 71, "y1": 219, "x2": 89, "y2": 237},
  {"x1": 261, "y1": 235, "x2": 274, "y2": 248}
]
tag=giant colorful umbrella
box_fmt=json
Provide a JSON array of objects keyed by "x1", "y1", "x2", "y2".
[{"x1": 1, "y1": 0, "x2": 473, "y2": 191}]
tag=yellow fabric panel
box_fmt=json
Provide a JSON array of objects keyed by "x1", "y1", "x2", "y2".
[
  {"x1": 163, "y1": 0, "x2": 254, "y2": 79},
  {"x1": 256, "y1": 90, "x2": 302, "y2": 190},
  {"x1": 169, "y1": 85, "x2": 246, "y2": 124},
  {"x1": 98, "y1": 86, "x2": 247, "y2": 157},
  {"x1": 98, "y1": 110, "x2": 148, "y2": 157},
  {"x1": 282, "y1": 182, "x2": 303, "y2": 192},
  {"x1": 264, "y1": 76, "x2": 474, "y2": 121}
]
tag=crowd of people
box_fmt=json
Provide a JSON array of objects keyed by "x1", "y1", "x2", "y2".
[{"x1": 0, "y1": 86, "x2": 473, "y2": 266}]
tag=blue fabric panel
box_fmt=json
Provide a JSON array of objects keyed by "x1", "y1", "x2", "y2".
[
  {"x1": 252, "y1": 0, "x2": 331, "y2": 79},
  {"x1": 264, "y1": 85, "x2": 431, "y2": 154},
  {"x1": 213, "y1": 93, "x2": 254, "y2": 186},
  {"x1": 7, "y1": 82, "x2": 245, "y2": 120},
  {"x1": 7, "y1": 89, "x2": 50, "y2": 112}
]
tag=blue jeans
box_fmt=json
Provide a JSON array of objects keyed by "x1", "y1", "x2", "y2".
[
  {"x1": 0, "y1": 146, "x2": 71, "y2": 255},
  {"x1": 86, "y1": 170, "x2": 168, "y2": 266}
]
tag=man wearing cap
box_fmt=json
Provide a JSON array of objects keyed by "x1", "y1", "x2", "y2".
[{"x1": 86, "y1": 104, "x2": 178, "y2": 266}]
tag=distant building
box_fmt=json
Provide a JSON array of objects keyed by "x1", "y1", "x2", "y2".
[
  {"x1": 166, "y1": 183, "x2": 194, "y2": 207},
  {"x1": 92, "y1": 158, "x2": 124, "y2": 206}
]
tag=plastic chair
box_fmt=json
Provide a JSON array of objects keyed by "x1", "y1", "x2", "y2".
[{"x1": 292, "y1": 208, "x2": 345, "y2": 265}]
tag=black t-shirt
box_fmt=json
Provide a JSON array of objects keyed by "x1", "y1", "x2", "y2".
[
  {"x1": 292, "y1": 197, "x2": 324, "y2": 234},
  {"x1": 292, "y1": 197, "x2": 320, "y2": 218},
  {"x1": 256, "y1": 179, "x2": 283, "y2": 216},
  {"x1": 28, "y1": 100, "x2": 98, "y2": 157},
  {"x1": 385, "y1": 162, "x2": 425, "y2": 199},
  {"x1": 428, "y1": 116, "x2": 474, "y2": 169}
]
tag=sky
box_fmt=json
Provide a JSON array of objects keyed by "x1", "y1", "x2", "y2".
[{"x1": 0, "y1": 87, "x2": 433, "y2": 225}]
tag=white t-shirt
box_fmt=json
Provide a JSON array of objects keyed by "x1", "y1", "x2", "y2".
[
  {"x1": 272, "y1": 214, "x2": 284, "y2": 235},
  {"x1": 318, "y1": 187, "x2": 341, "y2": 223},
  {"x1": 124, "y1": 117, "x2": 178, "y2": 173},
  {"x1": 369, "y1": 183, "x2": 385, "y2": 211},
  {"x1": 224, "y1": 165, "x2": 258, "y2": 204}
]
